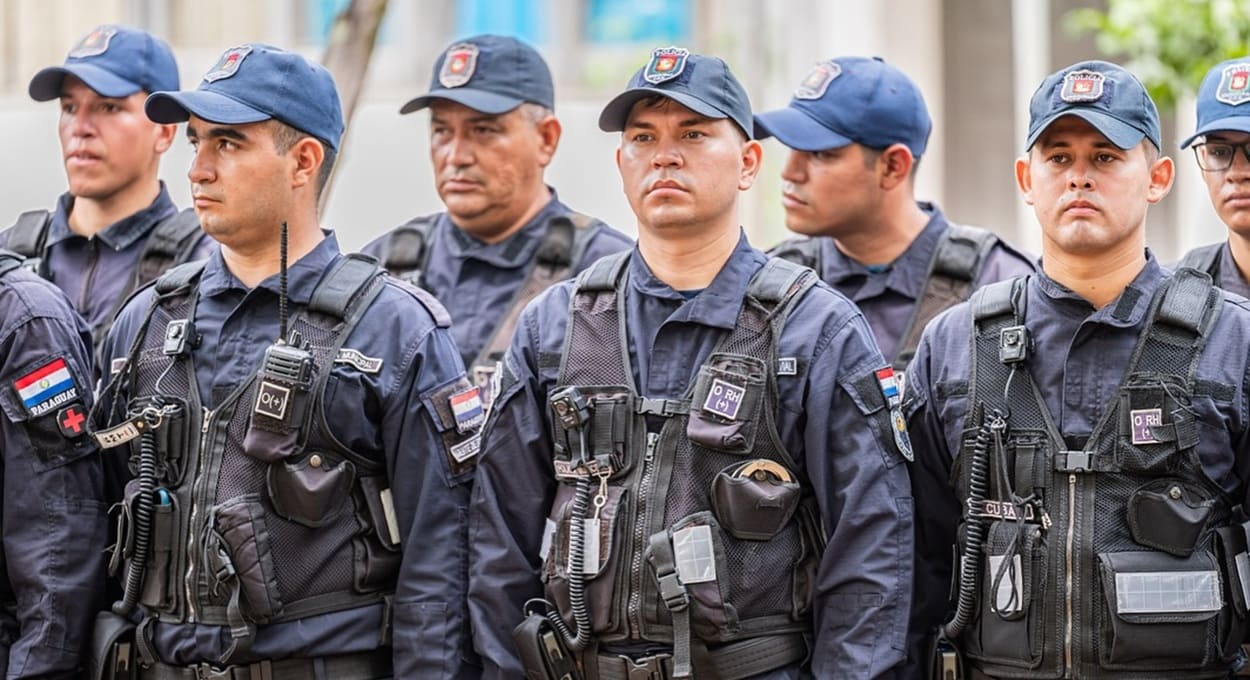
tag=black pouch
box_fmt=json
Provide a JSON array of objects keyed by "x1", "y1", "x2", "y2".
[
  {"x1": 1116, "y1": 378, "x2": 1197, "y2": 474},
  {"x1": 687, "y1": 354, "x2": 766, "y2": 455},
  {"x1": 116, "y1": 479, "x2": 178, "y2": 611},
  {"x1": 970, "y1": 521, "x2": 1045, "y2": 668},
  {"x1": 353, "y1": 476, "x2": 402, "y2": 593},
  {"x1": 544, "y1": 483, "x2": 627, "y2": 635},
  {"x1": 212, "y1": 497, "x2": 283, "y2": 622},
  {"x1": 88, "y1": 611, "x2": 136, "y2": 680},
  {"x1": 512, "y1": 611, "x2": 583, "y2": 680},
  {"x1": 645, "y1": 512, "x2": 738, "y2": 638},
  {"x1": 710, "y1": 459, "x2": 800, "y2": 541},
  {"x1": 1127, "y1": 479, "x2": 1214, "y2": 557},
  {"x1": 1215, "y1": 520, "x2": 1250, "y2": 661},
  {"x1": 266, "y1": 453, "x2": 355, "y2": 528},
  {"x1": 125, "y1": 396, "x2": 190, "y2": 485}
]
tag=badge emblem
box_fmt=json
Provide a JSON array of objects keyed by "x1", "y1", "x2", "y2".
[
  {"x1": 439, "y1": 43, "x2": 480, "y2": 88},
  {"x1": 1130, "y1": 408, "x2": 1163, "y2": 445},
  {"x1": 335, "y1": 348, "x2": 383, "y2": 374},
  {"x1": 1217, "y1": 63, "x2": 1250, "y2": 106},
  {"x1": 644, "y1": 47, "x2": 690, "y2": 84},
  {"x1": 776, "y1": 357, "x2": 798, "y2": 376},
  {"x1": 203, "y1": 45, "x2": 253, "y2": 83},
  {"x1": 794, "y1": 61, "x2": 841, "y2": 100},
  {"x1": 702, "y1": 378, "x2": 745, "y2": 421},
  {"x1": 254, "y1": 380, "x2": 291, "y2": 420},
  {"x1": 57, "y1": 404, "x2": 87, "y2": 438},
  {"x1": 450, "y1": 387, "x2": 485, "y2": 434},
  {"x1": 68, "y1": 26, "x2": 117, "y2": 59},
  {"x1": 449, "y1": 432, "x2": 481, "y2": 463},
  {"x1": 1060, "y1": 70, "x2": 1105, "y2": 103},
  {"x1": 14, "y1": 358, "x2": 78, "y2": 418},
  {"x1": 876, "y1": 367, "x2": 914, "y2": 461}
]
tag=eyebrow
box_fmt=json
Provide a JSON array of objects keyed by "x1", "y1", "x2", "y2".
[
  {"x1": 186, "y1": 125, "x2": 249, "y2": 143},
  {"x1": 625, "y1": 116, "x2": 714, "y2": 130},
  {"x1": 430, "y1": 113, "x2": 503, "y2": 126}
]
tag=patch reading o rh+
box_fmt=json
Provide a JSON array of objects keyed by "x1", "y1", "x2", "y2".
[{"x1": 702, "y1": 378, "x2": 745, "y2": 421}]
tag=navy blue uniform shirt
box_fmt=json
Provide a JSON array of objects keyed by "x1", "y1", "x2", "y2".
[
  {"x1": 468, "y1": 232, "x2": 914, "y2": 679},
  {"x1": 904, "y1": 254, "x2": 1250, "y2": 670},
  {"x1": 774, "y1": 203, "x2": 1036, "y2": 360},
  {"x1": 0, "y1": 184, "x2": 214, "y2": 338},
  {"x1": 0, "y1": 262, "x2": 105, "y2": 678},
  {"x1": 360, "y1": 192, "x2": 632, "y2": 366},
  {"x1": 100, "y1": 233, "x2": 476, "y2": 678}
]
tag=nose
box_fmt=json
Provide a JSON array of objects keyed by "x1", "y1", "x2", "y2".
[
  {"x1": 1066, "y1": 158, "x2": 1095, "y2": 191},
  {"x1": 444, "y1": 132, "x2": 474, "y2": 167},
  {"x1": 67, "y1": 107, "x2": 96, "y2": 138},
  {"x1": 1227, "y1": 145, "x2": 1250, "y2": 181},
  {"x1": 187, "y1": 146, "x2": 213, "y2": 185},
  {"x1": 651, "y1": 138, "x2": 683, "y2": 168},
  {"x1": 781, "y1": 150, "x2": 808, "y2": 184}
]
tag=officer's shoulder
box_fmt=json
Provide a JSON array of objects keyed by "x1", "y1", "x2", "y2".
[
  {"x1": 1215, "y1": 286, "x2": 1250, "y2": 319},
  {"x1": 360, "y1": 212, "x2": 445, "y2": 257},
  {"x1": 0, "y1": 265, "x2": 80, "y2": 335},
  {"x1": 788, "y1": 274, "x2": 860, "y2": 324},
  {"x1": 376, "y1": 275, "x2": 454, "y2": 331}
]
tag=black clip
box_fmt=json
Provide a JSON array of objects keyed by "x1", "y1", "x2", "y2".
[
  {"x1": 999, "y1": 325, "x2": 1029, "y2": 364},
  {"x1": 163, "y1": 319, "x2": 198, "y2": 357},
  {"x1": 1055, "y1": 450, "x2": 1093, "y2": 473}
]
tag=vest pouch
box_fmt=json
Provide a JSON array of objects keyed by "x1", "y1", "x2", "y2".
[
  {"x1": 550, "y1": 388, "x2": 635, "y2": 479},
  {"x1": 646, "y1": 511, "x2": 738, "y2": 639},
  {"x1": 125, "y1": 396, "x2": 190, "y2": 485},
  {"x1": 710, "y1": 459, "x2": 800, "y2": 541},
  {"x1": 1127, "y1": 478, "x2": 1214, "y2": 557},
  {"x1": 353, "y1": 475, "x2": 402, "y2": 593},
  {"x1": 266, "y1": 453, "x2": 355, "y2": 528},
  {"x1": 543, "y1": 482, "x2": 628, "y2": 635},
  {"x1": 118, "y1": 478, "x2": 179, "y2": 611},
  {"x1": 1096, "y1": 550, "x2": 1222, "y2": 672},
  {"x1": 1215, "y1": 520, "x2": 1250, "y2": 662},
  {"x1": 969, "y1": 520, "x2": 1045, "y2": 668},
  {"x1": 210, "y1": 497, "x2": 283, "y2": 623},
  {"x1": 1116, "y1": 379, "x2": 1198, "y2": 475},
  {"x1": 687, "y1": 354, "x2": 766, "y2": 455}
]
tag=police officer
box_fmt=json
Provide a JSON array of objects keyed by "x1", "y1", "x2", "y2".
[
  {"x1": 5, "y1": 25, "x2": 213, "y2": 348},
  {"x1": 1177, "y1": 58, "x2": 1250, "y2": 297},
  {"x1": 0, "y1": 251, "x2": 106, "y2": 678},
  {"x1": 360, "y1": 34, "x2": 631, "y2": 405},
  {"x1": 756, "y1": 56, "x2": 1034, "y2": 372},
  {"x1": 94, "y1": 44, "x2": 477, "y2": 679},
  {"x1": 907, "y1": 60, "x2": 1250, "y2": 679},
  {"x1": 469, "y1": 47, "x2": 913, "y2": 679}
]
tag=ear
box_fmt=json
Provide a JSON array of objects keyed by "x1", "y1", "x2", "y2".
[
  {"x1": 534, "y1": 115, "x2": 561, "y2": 167},
  {"x1": 738, "y1": 139, "x2": 764, "y2": 191},
  {"x1": 1014, "y1": 154, "x2": 1035, "y2": 205},
  {"x1": 878, "y1": 144, "x2": 915, "y2": 190},
  {"x1": 153, "y1": 123, "x2": 177, "y2": 154},
  {"x1": 1146, "y1": 152, "x2": 1175, "y2": 205},
  {"x1": 289, "y1": 137, "x2": 325, "y2": 191}
]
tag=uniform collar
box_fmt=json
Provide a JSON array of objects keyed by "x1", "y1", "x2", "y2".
[
  {"x1": 48, "y1": 181, "x2": 179, "y2": 250},
  {"x1": 1032, "y1": 250, "x2": 1162, "y2": 328},
  {"x1": 441, "y1": 187, "x2": 565, "y2": 268},
  {"x1": 628, "y1": 229, "x2": 764, "y2": 331},
  {"x1": 822, "y1": 201, "x2": 948, "y2": 301},
  {"x1": 1217, "y1": 241, "x2": 1250, "y2": 299},
  {"x1": 198, "y1": 230, "x2": 341, "y2": 305}
]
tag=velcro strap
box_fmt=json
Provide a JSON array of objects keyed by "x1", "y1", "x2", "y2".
[
  {"x1": 1156, "y1": 268, "x2": 1213, "y2": 333},
  {"x1": 932, "y1": 224, "x2": 996, "y2": 281},
  {"x1": 309, "y1": 255, "x2": 381, "y2": 318},
  {"x1": 972, "y1": 279, "x2": 1019, "y2": 323},
  {"x1": 535, "y1": 215, "x2": 575, "y2": 268},
  {"x1": 576, "y1": 250, "x2": 630, "y2": 292},
  {"x1": 6, "y1": 210, "x2": 50, "y2": 258},
  {"x1": 383, "y1": 216, "x2": 435, "y2": 271},
  {"x1": 747, "y1": 257, "x2": 810, "y2": 305},
  {"x1": 154, "y1": 261, "x2": 209, "y2": 295}
]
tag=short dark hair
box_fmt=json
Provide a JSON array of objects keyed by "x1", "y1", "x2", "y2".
[{"x1": 270, "y1": 120, "x2": 337, "y2": 197}]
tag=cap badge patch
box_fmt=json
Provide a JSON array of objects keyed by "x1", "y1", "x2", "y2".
[
  {"x1": 439, "y1": 43, "x2": 480, "y2": 88},
  {"x1": 1060, "y1": 70, "x2": 1105, "y2": 103},
  {"x1": 644, "y1": 46, "x2": 690, "y2": 84},
  {"x1": 203, "y1": 45, "x2": 253, "y2": 83},
  {"x1": 1217, "y1": 63, "x2": 1250, "y2": 106},
  {"x1": 794, "y1": 61, "x2": 841, "y2": 100},
  {"x1": 68, "y1": 25, "x2": 117, "y2": 59}
]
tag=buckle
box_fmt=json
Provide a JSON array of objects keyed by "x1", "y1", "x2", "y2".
[
  {"x1": 635, "y1": 398, "x2": 688, "y2": 417},
  {"x1": 622, "y1": 654, "x2": 671, "y2": 680},
  {"x1": 1054, "y1": 450, "x2": 1093, "y2": 473},
  {"x1": 192, "y1": 664, "x2": 232, "y2": 680},
  {"x1": 656, "y1": 571, "x2": 689, "y2": 611}
]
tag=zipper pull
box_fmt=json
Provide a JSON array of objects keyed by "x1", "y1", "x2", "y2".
[
  {"x1": 201, "y1": 407, "x2": 211, "y2": 433},
  {"x1": 645, "y1": 432, "x2": 659, "y2": 461}
]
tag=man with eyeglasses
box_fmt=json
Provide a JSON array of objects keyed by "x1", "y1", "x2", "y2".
[{"x1": 1178, "y1": 58, "x2": 1250, "y2": 296}]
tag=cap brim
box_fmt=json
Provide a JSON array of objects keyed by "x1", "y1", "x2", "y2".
[
  {"x1": 753, "y1": 106, "x2": 854, "y2": 152},
  {"x1": 145, "y1": 90, "x2": 271, "y2": 126},
  {"x1": 399, "y1": 89, "x2": 524, "y2": 115},
  {"x1": 1180, "y1": 117, "x2": 1250, "y2": 149},
  {"x1": 1027, "y1": 109, "x2": 1146, "y2": 150},
  {"x1": 598, "y1": 88, "x2": 727, "y2": 132},
  {"x1": 29, "y1": 63, "x2": 141, "y2": 101}
]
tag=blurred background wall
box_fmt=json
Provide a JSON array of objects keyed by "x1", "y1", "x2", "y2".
[{"x1": 0, "y1": 0, "x2": 1233, "y2": 256}]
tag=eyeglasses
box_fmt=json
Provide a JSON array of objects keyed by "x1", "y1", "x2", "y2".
[{"x1": 1193, "y1": 141, "x2": 1250, "y2": 172}]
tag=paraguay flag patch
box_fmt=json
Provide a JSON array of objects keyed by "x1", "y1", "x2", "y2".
[
  {"x1": 876, "y1": 367, "x2": 901, "y2": 406},
  {"x1": 14, "y1": 358, "x2": 78, "y2": 417},
  {"x1": 450, "y1": 387, "x2": 485, "y2": 434}
]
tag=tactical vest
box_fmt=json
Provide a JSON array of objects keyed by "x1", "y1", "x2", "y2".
[
  {"x1": 540, "y1": 252, "x2": 823, "y2": 675},
  {"x1": 1179, "y1": 243, "x2": 1223, "y2": 279},
  {"x1": 949, "y1": 269, "x2": 1249, "y2": 679},
  {"x1": 96, "y1": 255, "x2": 411, "y2": 666},
  {"x1": 771, "y1": 223, "x2": 998, "y2": 371},
  {"x1": 7, "y1": 208, "x2": 204, "y2": 347},
  {"x1": 381, "y1": 210, "x2": 597, "y2": 404}
]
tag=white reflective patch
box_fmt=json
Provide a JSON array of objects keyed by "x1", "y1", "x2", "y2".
[
  {"x1": 1237, "y1": 553, "x2": 1250, "y2": 606},
  {"x1": 582, "y1": 518, "x2": 601, "y2": 574},
  {"x1": 987, "y1": 555, "x2": 1024, "y2": 615},
  {"x1": 673, "y1": 524, "x2": 717, "y2": 584},
  {"x1": 379, "y1": 488, "x2": 401, "y2": 545},
  {"x1": 1115, "y1": 570, "x2": 1222, "y2": 614},
  {"x1": 540, "y1": 519, "x2": 556, "y2": 566}
]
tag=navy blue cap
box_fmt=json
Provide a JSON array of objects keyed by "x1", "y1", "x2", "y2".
[
  {"x1": 400, "y1": 35, "x2": 554, "y2": 115},
  {"x1": 29, "y1": 25, "x2": 179, "y2": 101},
  {"x1": 598, "y1": 47, "x2": 753, "y2": 139},
  {"x1": 1181, "y1": 58, "x2": 1250, "y2": 148},
  {"x1": 1026, "y1": 60, "x2": 1160, "y2": 151},
  {"x1": 754, "y1": 56, "x2": 931, "y2": 156},
  {"x1": 145, "y1": 44, "x2": 344, "y2": 151}
]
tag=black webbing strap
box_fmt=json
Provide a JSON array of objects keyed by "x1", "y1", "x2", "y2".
[
  {"x1": 768, "y1": 237, "x2": 823, "y2": 272},
  {"x1": 153, "y1": 260, "x2": 209, "y2": 296},
  {"x1": 6, "y1": 210, "x2": 50, "y2": 258},
  {"x1": 576, "y1": 250, "x2": 630, "y2": 293},
  {"x1": 0, "y1": 250, "x2": 23, "y2": 279},
  {"x1": 135, "y1": 209, "x2": 204, "y2": 286},
  {"x1": 308, "y1": 254, "x2": 382, "y2": 319},
  {"x1": 1178, "y1": 242, "x2": 1224, "y2": 277},
  {"x1": 746, "y1": 256, "x2": 813, "y2": 307},
  {"x1": 381, "y1": 214, "x2": 437, "y2": 285}
]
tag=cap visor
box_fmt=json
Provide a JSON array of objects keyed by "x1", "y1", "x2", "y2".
[
  {"x1": 29, "y1": 63, "x2": 141, "y2": 101},
  {"x1": 1027, "y1": 109, "x2": 1145, "y2": 150},
  {"x1": 399, "y1": 89, "x2": 524, "y2": 115},
  {"x1": 1180, "y1": 117, "x2": 1250, "y2": 149},
  {"x1": 598, "y1": 88, "x2": 726, "y2": 132},
  {"x1": 753, "y1": 107, "x2": 854, "y2": 152},
  {"x1": 145, "y1": 90, "x2": 271, "y2": 126}
]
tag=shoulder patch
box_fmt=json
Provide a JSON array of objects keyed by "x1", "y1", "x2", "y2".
[{"x1": 13, "y1": 357, "x2": 78, "y2": 418}]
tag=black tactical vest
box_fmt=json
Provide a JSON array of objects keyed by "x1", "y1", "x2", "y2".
[
  {"x1": 949, "y1": 269, "x2": 1249, "y2": 678},
  {"x1": 771, "y1": 223, "x2": 999, "y2": 371},
  {"x1": 540, "y1": 252, "x2": 823, "y2": 673},
  {"x1": 97, "y1": 255, "x2": 405, "y2": 665}
]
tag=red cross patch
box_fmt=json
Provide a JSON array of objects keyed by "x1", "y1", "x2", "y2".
[{"x1": 58, "y1": 404, "x2": 87, "y2": 438}]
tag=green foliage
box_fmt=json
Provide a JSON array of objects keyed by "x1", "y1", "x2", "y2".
[{"x1": 1065, "y1": 0, "x2": 1250, "y2": 110}]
